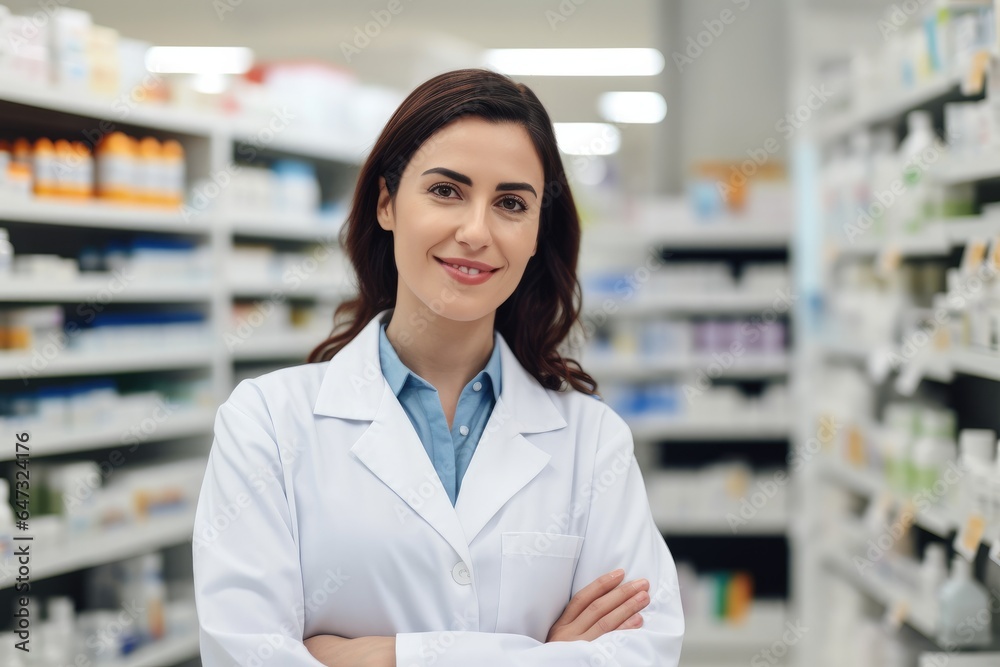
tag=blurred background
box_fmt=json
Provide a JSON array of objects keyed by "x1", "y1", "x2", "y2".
[{"x1": 1, "y1": 0, "x2": 999, "y2": 665}]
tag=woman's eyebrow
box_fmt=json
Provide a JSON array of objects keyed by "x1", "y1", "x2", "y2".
[{"x1": 421, "y1": 167, "x2": 537, "y2": 198}]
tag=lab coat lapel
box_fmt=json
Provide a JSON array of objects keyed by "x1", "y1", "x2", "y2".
[
  {"x1": 312, "y1": 307, "x2": 568, "y2": 565},
  {"x1": 454, "y1": 329, "x2": 567, "y2": 545},
  {"x1": 313, "y1": 308, "x2": 472, "y2": 565}
]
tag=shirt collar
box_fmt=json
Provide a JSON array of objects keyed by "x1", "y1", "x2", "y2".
[{"x1": 379, "y1": 321, "x2": 502, "y2": 401}]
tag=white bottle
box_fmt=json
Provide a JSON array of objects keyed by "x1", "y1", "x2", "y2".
[
  {"x1": 0, "y1": 228, "x2": 13, "y2": 276},
  {"x1": 898, "y1": 110, "x2": 936, "y2": 235},
  {"x1": 958, "y1": 429, "x2": 996, "y2": 527},
  {"x1": 991, "y1": 439, "x2": 1000, "y2": 539},
  {"x1": 912, "y1": 409, "x2": 957, "y2": 499},
  {"x1": 937, "y1": 555, "x2": 992, "y2": 647},
  {"x1": 920, "y1": 543, "x2": 948, "y2": 628},
  {"x1": 0, "y1": 479, "x2": 15, "y2": 561}
]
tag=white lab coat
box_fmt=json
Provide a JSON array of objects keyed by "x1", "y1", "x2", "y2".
[{"x1": 192, "y1": 307, "x2": 684, "y2": 666}]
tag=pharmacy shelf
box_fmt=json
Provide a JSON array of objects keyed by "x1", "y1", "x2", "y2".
[
  {"x1": 819, "y1": 458, "x2": 955, "y2": 540},
  {"x1": 0, "y1": 408, "x2": 216, "y2": 460},
  {"x1": 0, "y1": 346, "x2": 214, "y2": 380},
  {"x1": 230, "y1": 122, "x2": 366, "y2": 164},
  {"x1": 830, "y1": 217, "x2": 1000, "y2": 259},
  {"x1": 123, "y1": 626, "x2": 200, "y2": 667},
  {"x1": 932, "y1": 153, "x2": 1000, "y2": 185},
  {"x1": 584, "y1": 223, "x2": 792, "y2": 250},
  {"x1": 583, "y1": 290, "x2": 790, "y2": 316},
  {"x1": 945, "y1": 346, "x2": 1000, "y2": 382},
  {"x1": 822, "y1": 550, "x2": 937, "y2": 639},
  {"x1": 0, "y1": 278, "x2": 214, "y2": 302},
  {"x1": 584, "y1": 354, "x2": 789, "y2": 380},
  {"x1": 816, "y1": 71, "x2": 963, "y2": 142},
  {"x1": 0, "y1": 77, "x2": 217, "y2": 136},
  {"x1": 0, "y1": 199, "x2": 214, "y2": 234},
  {"x1": 229, "y1": 280, "x2": 351, "y2": 300},
  {"x1": 628, "y1": 414, "x2": 790, "y2": 441},
  {"x1": 230, "y1": 213, "x2": 346, "y2": 242},
  {"x1": 229, "y1": 329, "x2": 328, "y2": 362},
  {"x1": 682, "y1": 601, "x2": 788, "y2": 653},
  {"x1": 655, "y1": 515, "x2": 787, "y2": 536},
  {"x1": 0, "y1": 509, "x2": 197, "y2": 589}
]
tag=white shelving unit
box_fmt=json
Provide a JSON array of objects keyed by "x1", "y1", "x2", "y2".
[
  {"x1": 581, "y1": 216, "x2": 795, "y2": 666},
  {"x1": 0, "y1": 79, "x2": 363, "y2": 666},
  {"x1": 797, "y1": 27, "x2": 1000, "y2": 666}
]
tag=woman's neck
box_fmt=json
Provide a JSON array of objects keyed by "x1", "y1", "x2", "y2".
[{"x1": 384, "y1": 305, "x2": 496, "y2": 396}]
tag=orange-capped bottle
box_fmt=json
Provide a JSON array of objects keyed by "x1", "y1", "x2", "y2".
[
  {"x1": 96, "y1": 131, "x2": 135, "y2": 202},
  {"x1": 73, "y1": 142, "x2": 95, "y2": 199},
  {"x1": 137, "y1": 136, "x2": 162, "y2": 205},
  {"x1": 161, "y1": 139, "x2": 185, "y2": 208},
  {"x1": 54, "y1": 139, "x2": 74, "y2": 197},
  {"x1": 32, "y1": 138, "x2": 58, "y2": 197}
]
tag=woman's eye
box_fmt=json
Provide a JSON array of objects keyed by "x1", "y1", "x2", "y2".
[
  {"x1": 430, "y1": 184, "x2": 458, "y2": 198},
  {"x1": 499, "y1": 196, "x2": 527, "y2": 213}
]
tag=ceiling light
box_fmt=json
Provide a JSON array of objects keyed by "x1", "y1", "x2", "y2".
[
  {"x1": 553, "y1": 123, "x2": 621, "y2": 155},
  {"x1": 484, "y1": 48, "x2": 664, "y2": 77},
  {"x1": 145, "y1": 46, "x2": 254, "y2": 74},
  {"x1": 598, "y1": 91, "x2": 667, "y2": 124}
]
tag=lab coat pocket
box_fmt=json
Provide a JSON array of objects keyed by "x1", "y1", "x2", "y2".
[{"x1": 495, "y1": 531, "x2": 584, "y2": 640}]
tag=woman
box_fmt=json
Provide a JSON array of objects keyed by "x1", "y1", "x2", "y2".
[{"x1": 192, "y1": 68, "x2": 684, "y2": 666}]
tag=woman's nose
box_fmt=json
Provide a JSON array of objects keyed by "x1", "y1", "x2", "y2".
[{"x1": 456, "y1": 205, "x2": 492, "y2": 248}]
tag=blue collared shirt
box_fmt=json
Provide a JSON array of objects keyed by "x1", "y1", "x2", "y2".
[{"x1": 378, "y1": 322, "x2": 502, "y2": 506}]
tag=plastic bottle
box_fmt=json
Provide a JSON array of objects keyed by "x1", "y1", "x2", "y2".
[
  {"x1": 912, "y1": 408, "x2": 957, "y2": 499},
  {"x1": 957, "y1": 429, "x2": 996, "y2": 527},
  {"x1": 73, "y1": 141, "x2": 94, "y2": 198},
  {"x1": 96, "y1": 131, "x2": 135, "y2": 202},
  {"x1": 161, "y1": 139, "x2": 185, "y2": 207},
  {"x1": 920, "y1": 543, "x2": 947, "y2": 628},
  {"x1": 0, "y1": 228, "x2": 13, "y2": 276},
  {"x1": 936, "y1": 555, "x2": 992, "y2": 647},
  {"x1": 32, "y1": 137, "x2": 57, "y2": 197},
  {"x1": 137, "y1": 136, "x2": 162, "y2": 205},
  {"x1": 0, "y1": 479, "x2": 15, "y2": 560},
  {"x1": 991, "y1": 438, "x2": 1000, "y2": 540},
  {"x1": 141, "y1": 553, "x2": 166, "y2": 641},
  {"x1": 884, "y1": 402, "x2": 919, "y2": 493},
  {"x1": 54, "y1": 138, "x2": 75, "y2": 197},
  {"x1": 41, "y1": 597, "x2": 75, "y2": 666},
  {"x1": 898, "y1": 110, "x2": 936, "y2": 235},
  {"x1": 0, "y1": 140, "x2": 10, "y2": 193}
]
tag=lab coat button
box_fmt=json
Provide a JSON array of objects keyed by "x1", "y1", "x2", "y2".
[{"x1": 452, "y1": 561, "x2": 471, "y2": 585}]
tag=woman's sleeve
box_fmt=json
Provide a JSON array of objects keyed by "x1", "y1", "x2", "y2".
[
  {"x1": 192, "y1": 380, "x2": 325, "y2": 667},
  {"x1": 394, "y1": 421, "x2": 685, "y2": 667}
]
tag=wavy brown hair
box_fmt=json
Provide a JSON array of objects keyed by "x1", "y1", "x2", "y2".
[{"x1": 307, "y1": 68, "x2": 597, "y2": 396}]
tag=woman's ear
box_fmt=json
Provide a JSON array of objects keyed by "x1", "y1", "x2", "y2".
[{"x1": 376, "y1": 176, "x2": 394, "y2": 232}]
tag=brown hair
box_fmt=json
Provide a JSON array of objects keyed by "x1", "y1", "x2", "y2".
[{"x1": 307, "y1": 68, "x2": 597, "y2": 396}]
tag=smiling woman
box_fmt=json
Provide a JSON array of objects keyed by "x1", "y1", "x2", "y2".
[{"x1": 192, "y1": 68, "x2": 685, "y2": 667}]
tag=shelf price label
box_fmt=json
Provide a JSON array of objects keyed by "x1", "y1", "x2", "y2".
[{"x1": 954, "y1": 513, "x2": 986, "y2": 561}]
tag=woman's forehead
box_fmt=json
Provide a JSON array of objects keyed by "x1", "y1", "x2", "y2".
[{"x1": 404, "y1": 118, "x2": 544, "y2": 184}]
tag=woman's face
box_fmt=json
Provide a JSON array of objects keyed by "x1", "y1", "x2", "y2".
[{"x1": 377, "y1": 116, "x2": 543, "y2": 323}]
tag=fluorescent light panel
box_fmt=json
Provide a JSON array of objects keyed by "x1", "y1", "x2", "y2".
[
  {"x1": 553, "y1": 123, "x2": 620, "y2": 155},
  {"x1": 484, "y1": 48, "x2": 664, "y2": 77},
  {"x1": 598, "y1": 91, "x2": 666, "y2": 124},
  {"x1": 145, "y1": 47, "x2": 254, "y2": 74}
]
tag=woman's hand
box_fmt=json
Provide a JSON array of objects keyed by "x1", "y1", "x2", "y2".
[
  {"x1": 546, "y1": 568, "x2": 650, "y2": 643},
  {"x1": 304, "y1": 634, "x2": 396, "y2": 667}
]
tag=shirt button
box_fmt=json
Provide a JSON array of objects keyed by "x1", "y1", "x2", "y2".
[
  {"x1": 473, "y1": 381, "x2": 482, "y2": 392},
  {"x1": 459, "y1": 425, "x2": 469, "y2": 436},
  {"x1": 452, "y1": 561, "x2": 471, "y2": 585}
]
